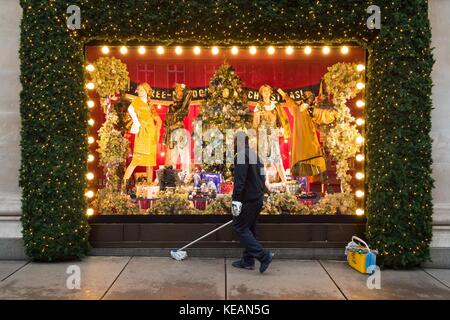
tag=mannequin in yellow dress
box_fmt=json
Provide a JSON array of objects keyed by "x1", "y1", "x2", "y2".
[
  {"x1": 124, "y1": 83, "x2": 162, "y2": 183},
  {"x1": 277, "y1": 88, "x2": 337, "y2": 178}
]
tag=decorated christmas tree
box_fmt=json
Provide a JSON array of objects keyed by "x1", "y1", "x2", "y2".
[{"x1": 200, "y1": 61, "x2": 250, "y2": 179}]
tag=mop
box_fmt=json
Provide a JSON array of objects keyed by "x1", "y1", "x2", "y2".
[{"x1": 170, "y1": 220, "x2": 234, "y2": 261}]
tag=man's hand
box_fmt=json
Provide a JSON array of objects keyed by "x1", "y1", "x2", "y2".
[{"x1": 231, "y1": 201, "x2": 242, "y2": 217}]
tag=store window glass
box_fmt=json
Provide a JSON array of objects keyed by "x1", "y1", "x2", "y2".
[{"x1": 85, "y1": 46, "x2": 366, "y2": 216}]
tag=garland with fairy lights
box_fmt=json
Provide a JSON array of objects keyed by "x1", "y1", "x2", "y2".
[{"x1": 19, "y1": 0, "x2": 433, "y2": 268}]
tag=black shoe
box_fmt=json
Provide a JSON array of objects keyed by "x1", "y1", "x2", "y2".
[
  {"x1": 232, "y1": 260, "x2": 255, "y2": 270},
  {"x1": 259, "y1": 252, "x2": 274, "y2": 274}
]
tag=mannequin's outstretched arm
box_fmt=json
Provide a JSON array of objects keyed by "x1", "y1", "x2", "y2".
[{"x1": 128, "y1": 105, "x2": 141, "y2": 134}]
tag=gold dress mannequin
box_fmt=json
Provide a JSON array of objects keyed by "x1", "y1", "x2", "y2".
[
  {"x1": 278, "y1": 89, "x2": 336, "y2": 177},
  {"x1": 124, "y1": 83, "x2": 162, "y2": 183}
]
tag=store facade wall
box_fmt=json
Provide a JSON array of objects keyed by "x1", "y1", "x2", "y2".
[
  {"x1": 0, "y1": 0, "x2": 25, "y2": 259},
  {"x1": 428, "y1": 0, "x2": 450, "y2": 267},
  {"x1": 0, "y1": 1, "x2": 449, "y2": 264}
]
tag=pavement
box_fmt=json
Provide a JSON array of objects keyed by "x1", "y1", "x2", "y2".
[{"x1": 1, "y1": 257, "x2": 450, "y2": 300}]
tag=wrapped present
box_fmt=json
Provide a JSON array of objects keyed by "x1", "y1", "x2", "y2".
[
  {"x1": 296, "y1": 176, "x2": 309, "y2": 191},
  {"x1": 285, "y1": 181, "x2": 299, "y2": 194},
  {"x1": 156, "y1": 168, "x2": 181, "y2": 190},
  {"x1": 220, "y1": 181, "x2": 233, "y2": 194},
  {"x1": 201, "y1": 172, "x2": 222, "y2": 191},
  {"x1": 269, "y1": 182, "x2": 286, "y2": 193},
  {"x1": 145, "y1": 186, "x2": 160, "y2": 199}
]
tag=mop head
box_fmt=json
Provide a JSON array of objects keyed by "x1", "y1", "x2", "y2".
[{"x1": 170, "y1": 250, "x2": 187, "y2": 261}]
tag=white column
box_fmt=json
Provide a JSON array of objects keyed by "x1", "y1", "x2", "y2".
[
  {"x1": 0, "y1": 0, "x2": 22, "y2": 241},
  {"x1": 430, "y1": 0, "x2": 450, "y2": 249}
]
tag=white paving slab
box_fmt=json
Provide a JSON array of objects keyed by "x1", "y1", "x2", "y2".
[
  {"x1": 0, "y1": 256, "x2": 130, "y2": 300},
  {"x1": 0, "y1": 260, "x2": 28, "y2": 280},
  {"x1": 227, "y1": 259, "x2": 344, "y2": 300},
  {"x1": 104, "y1": 257, "x2": 226, "y2": 300},
  {"x1": 321, "y1": 261, "x2": 450, "y2": 300}
]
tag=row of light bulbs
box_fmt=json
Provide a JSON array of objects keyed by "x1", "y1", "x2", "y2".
[
  {"x1": 100, "y1": 45, "x2": 355, "y2": 56},
  {"x1": 354, "y1": 63, "x2": 366, "y2": 216}
]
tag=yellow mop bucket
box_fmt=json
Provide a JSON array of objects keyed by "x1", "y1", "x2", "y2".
[{"x1": 345, "y1": 236, "x2": 377, "y2": 274}]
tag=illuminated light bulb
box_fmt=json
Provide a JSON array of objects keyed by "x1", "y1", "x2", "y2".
[
  {"x1": 211, "y1": 46, "x2": 219, "y2": 55},
  {"x1": 356, "y1": 136, "x2": 365, "y2": 144},
  {"x1": 356, "y1": 154, "x2": 365, "y2": 162},
  {"x1": 193, "y1": 46, "x2": 201, "y2": 55},
  {"x1": 286, "y1": 46, "x2": 294, "y2": 55},
  {"x1": 284, "y1": 139, "x2": 289, "y2": 144},
  {"x1": 356, "y1": 82, "x2": 365, "y2": 90},
  {"x1": 86, "y1": 208, "x2": 94, "y2": 216},
  {"x1": 85, "y1": 190, "x2": 94, "y2": 198},
  {"x1": 87, "y1": 100, "x2": 95, "y2": 108},
  {"x1": 267, "y1": 46, "x2": 275, "y2": 55},
  {"x1": 356, "y1": 118, "x2": 365, "y2": 126},
  {"x1": 86, "y1": 82, "x2": 95, "y2": 90},
  {"x1": 322, "y1": 46, "x2": 331, "y2": 55},
  {"x1": 138, "y1": 46, "x2": 146, "y2": 55},
  {"x1": 87, "y1": 136, "x2": 95, "y2": 144},
  {"x1": 356, "y1": 172, "x2": 365, "y2": 180},
  {"x1": 88, "y1": 154, "x2": 95, "y2": 162},
  {"x1": 249, "y1": 46, "x2": 257, "y2": 55},
  {"x1": 86, "y1": 172, "x2": 95, "y2": 180},
  {"x1": 120, "y1": 46, "x2": 128, "y2": 54},
  {"x1": 304, "y1": 46, "x2": 312, "y2": 55},
  {"x1": 231, "y1": 46, "x2": 239, "y2": 55},
  {"x1": 85, "y1": 64, "x2": 95, "y2": 72},
  {"x1": 88, "y1": 119, "x2": 95, "y2": 126},
  {"x1": 355, "y1": 190, "x2": 365, "y2": 198},
  {"x1": 161, "y1": 152, "x2": 165, "y2": 157},
  {"x1": 157, "y1": 46, "x2": 165, "y2": 55},
  {"x1": 341, "y1": 46, "x2": 349, "y2": 54},
  {"x1": 101, "y1": 46, "x2": 110, "y2": 54},
  {"x1": 157, "y1": 104, "x2": 162, "y2": 110},
  {"x1": 356, "y1": 208, "x2": 365, "y2": 216},
  {"x1": 356, "y1": 100, "x2": 365, "y2": 108},
  {"x1": 357, "y1": 64, "x2": 365, "y2": 72},
  {"x1": 175, "y1": 46, "x2": 183, "y2": 55}
]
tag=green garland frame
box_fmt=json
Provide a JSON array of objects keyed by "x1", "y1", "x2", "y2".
[{"x1": 19, "y1": 0, "x2": 434, "y2": 267}]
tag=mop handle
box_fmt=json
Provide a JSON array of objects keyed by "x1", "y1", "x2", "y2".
[{"x1": 178, "y1": 220, "x2": 234, "y2": 251}]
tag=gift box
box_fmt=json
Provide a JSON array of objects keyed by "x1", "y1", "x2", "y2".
[
  {"x1": 145, "y1": 186, "x2": 160, "y2": 199},
  {"x1": 285, "y1": 181, "x2": 299, "y2": 194},
  {"x1": 220, "y1": 181, "x2": 233, "y2": 194},
  {"x1": 156, "y1": 168, "x2": 181, "y2": 190},
  {"x1": 295, "y1": 176, "x2": 309, "y2": 192},
  {"x1": 201, "y1": 172, "x2": 222, "y2": 191}
]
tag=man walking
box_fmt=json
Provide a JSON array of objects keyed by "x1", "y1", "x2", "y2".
[{"x1": 231, "y1": 131, "x2": 274, "y2": 273}]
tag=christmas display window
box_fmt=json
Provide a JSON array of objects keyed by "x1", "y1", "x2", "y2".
[{"x1": 84, "y1": 45, "x2": 366, "y2": 216}]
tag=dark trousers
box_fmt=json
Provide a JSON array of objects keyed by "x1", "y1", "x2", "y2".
[{"x1": 232, "y1": 198, "x2": 267, "y2": 264}]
